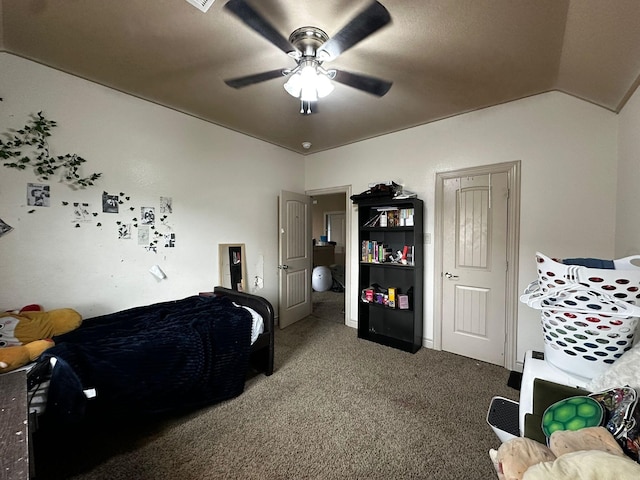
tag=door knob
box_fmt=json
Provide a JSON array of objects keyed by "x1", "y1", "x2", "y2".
[
  {"x1": 278, "y1": 265, "x2": 289, "y2": 270},
  {"x1": 444, "y1": 272, "x2": 459, "y2": 279}
]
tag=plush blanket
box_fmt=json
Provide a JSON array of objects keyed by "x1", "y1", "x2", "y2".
[
  {"x1": 523, "y1": 450, "x2": 640, "y2": 479},
  {"x1": 39, "y1": 295, "x2": 252, "y2": 423}
]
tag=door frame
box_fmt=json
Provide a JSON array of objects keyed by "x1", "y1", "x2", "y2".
[
  {"x1": 433, "y1": 161, "x2": 521, "y2": 370},
  {"x1": 306, "y1": 185, "x2": 352, "y2": 327}
]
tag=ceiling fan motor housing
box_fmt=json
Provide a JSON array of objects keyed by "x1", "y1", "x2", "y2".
[{"x1": 288, "y1": 27, "x2": 329, "y2": 58}]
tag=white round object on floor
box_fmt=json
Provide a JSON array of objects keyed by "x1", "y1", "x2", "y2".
[{"x1": 312, "y1": 266, "x2": 332, "y2": 292}]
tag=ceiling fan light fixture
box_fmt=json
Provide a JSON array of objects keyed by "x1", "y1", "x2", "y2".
[
  {"x1": 283, "y1": 72, "x2": 302, "y2": 97},
  {"x1": 284, "y1": 62, "x2": 334, "y2": 105},
  {"x1": 300, "y1": 84, "x2": 318, "y2": 103},
  {"x1": 315, "y1": 74, "x2": 334, "y2": 99}
]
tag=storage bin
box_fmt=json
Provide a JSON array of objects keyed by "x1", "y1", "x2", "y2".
[{"x1": 520, "y1": 252, "x2": 640, "y2": 379}]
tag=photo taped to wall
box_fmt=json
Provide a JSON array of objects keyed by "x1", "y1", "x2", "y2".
[
  {"x1": 0, "y1": 218, "x2": 13, "y2": 237},
  {"x1": 72, "y1": 202, "x2": 92, "y2": 223},
  {"x1": 27, "y1": 183, "x2": 50, "y2": 207},
  {"x1": 160, "y1": 196, "x2": 172, "y2": 214},
  {"x1": 141, "y1": 207, "x2": 155, "y2": 225},
  {"x1": 138, "y1": 225, "x2": 150, "y2": 245},
  {"x1": 118, "y1": 223, "x2": 132, "y2": 239},
  {"x1": 164, "y1": 233, "x2": 175, "y2": 247},
  {"x1": 102, "y1": 192, "x2": 119, "y2": 213}
]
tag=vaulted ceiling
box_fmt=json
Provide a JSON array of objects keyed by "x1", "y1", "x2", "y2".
[{"x1": 2, "y1": 0, "x2": 640, "y2": 154}]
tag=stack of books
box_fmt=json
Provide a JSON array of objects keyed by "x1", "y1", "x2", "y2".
[{"x1": 360, "y1": 242, "x2": 414, "y2": 265}]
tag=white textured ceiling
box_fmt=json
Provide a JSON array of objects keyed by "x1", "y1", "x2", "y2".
[{"x1": 2, "y1": 0, "x2": 640, "y2": 154}]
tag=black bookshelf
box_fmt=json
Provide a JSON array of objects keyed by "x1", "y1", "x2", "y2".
[{"x1": 354, "y1": 197, "x2": 423, "y2": 353}]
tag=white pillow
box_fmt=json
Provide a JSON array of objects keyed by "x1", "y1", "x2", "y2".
[
  {"x1": 523, "y1": 450, "x2": 640, "y2": 480},
  {"x1": 587, "y1": 342, "x2": 640, "y2": 392}
]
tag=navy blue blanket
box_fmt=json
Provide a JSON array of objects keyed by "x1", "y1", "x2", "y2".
[{"x1": 39, "y1": 295, "x2": 252, "y2": 423}]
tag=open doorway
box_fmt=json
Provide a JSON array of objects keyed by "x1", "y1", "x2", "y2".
[{"x1": 308, "y1": 187, "x2": 351, "y2": 325}]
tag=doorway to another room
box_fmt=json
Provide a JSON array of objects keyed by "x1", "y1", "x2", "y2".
[{"x1": 309, "y1": 188, "x2": 350, "y2": 325}]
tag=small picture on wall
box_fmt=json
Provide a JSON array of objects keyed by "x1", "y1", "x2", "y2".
[
  {"x1": 160, "y1": 197, "x2": 173, "y2": 214},
  {"x1": 138, "y1": 225, "x2": 150, "y2": 245},
  {"x1": 102, "y1": 192, "x2": 119, "y2": 213},
  {"x1": 27, "y1": 183, "x2": 50, "y2": 207},
  {"x1": 118, "y1": 223, "x2": 132, "y2": 240},
  {"x1": 0, "y1": 218, "x2": 13, "y2": 237},
  {"x1": 164, "y1": 233, "x2": 175, "y2": 248},
  {"x1": 141, "y1": 207, "x2": 155, "y2": 225},
  {"x1": 72, "y1": 202, "x2": 92, "y2": 223}
]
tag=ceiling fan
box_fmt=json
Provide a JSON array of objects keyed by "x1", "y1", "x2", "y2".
[{"x1": 223, "y1": 0, "x2": 393, "y2": 114}]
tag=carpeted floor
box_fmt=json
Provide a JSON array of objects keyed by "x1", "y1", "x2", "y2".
[
  {"x1": 34, "y1": 300, "x2": 518, "y2": 480},
  {"x1": 312, "y1": 290, "x2": 345, "y2": 322}
]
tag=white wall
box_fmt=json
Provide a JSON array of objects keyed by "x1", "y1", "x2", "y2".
[
  {"x1": 616, "y1": 86, "x2": 640, "y2": 257},
  {"x1": 0, "y1": 53, "x2": 304, "y2": 317},
  {"x1": 305, "y1": 92, "x2": 619, "y2": 362}
]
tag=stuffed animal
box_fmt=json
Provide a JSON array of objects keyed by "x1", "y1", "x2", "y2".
[{"x1": 0, "y1": 306, "x2": 82, "y2": 373}]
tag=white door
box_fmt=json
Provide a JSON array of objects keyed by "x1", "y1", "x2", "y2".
[
  {"x1": 278, "y1": 190, "x2": 312, "y2": 328},
  {"x1": 441, "y1": 172, "x2": 508, "y2": 365},
  {"x1": 326, "y1": 212, "x2": 346, "y2": 262}
]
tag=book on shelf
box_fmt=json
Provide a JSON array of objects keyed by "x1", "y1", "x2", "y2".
[
  {"x1": 388, "y1": 287, "x2": 397, "y2": 308},
  {"x1": 399, "y1": 207, "x2": 414, "y2": 226},
  {"x1": 363, "y1": 206, "x2": 415, "y2": 228},
  {"x1": 398, "y1": 294, "x2": 410, "y2": 309},
  {"x1": 386, "y1": 210, "x2": 398, "y2": 227},
  {"x1": 361, "y1": 240, "x2": 393, "y2": 263}
]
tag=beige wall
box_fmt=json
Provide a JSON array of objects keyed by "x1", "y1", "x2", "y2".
[
  {"x1": 616, "y1": 86, "x2": 640, "y2": 257},
  {"x1": 0, "y1": 53, "x2": 303, "y2": 316},
  {"x1": 311, "y1": 193, "x2": 345, "y2": 240},
  {"x1": 305, "y1": 91, "x2": 619, "y2": 361}
]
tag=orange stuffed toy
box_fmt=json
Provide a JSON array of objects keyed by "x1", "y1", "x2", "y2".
[{"x1": 0, "y1": 305, "x2": 82, "y2": 373}]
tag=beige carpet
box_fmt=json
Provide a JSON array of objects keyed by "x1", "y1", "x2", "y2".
[{"x1": 35, "y1": 307, "x2": 518, "y2": 480}]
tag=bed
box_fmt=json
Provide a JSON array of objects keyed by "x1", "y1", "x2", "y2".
[{"x1": 26, "y1": 286, "x2": 274, "y2": 425}]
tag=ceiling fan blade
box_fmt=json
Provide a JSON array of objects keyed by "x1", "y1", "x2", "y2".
[
  {"x1": 332, "y1": 70, "x2": 392, "y2": 97},
  {"x1": 224, "y1": 0, "x2": 296, "y2": 55},
  {"x1": 317, "y1": 1, "x2": 391, "y2": 61},
  {"x1": 224, "y1": 69, "x2": 287, "y2": 89}
]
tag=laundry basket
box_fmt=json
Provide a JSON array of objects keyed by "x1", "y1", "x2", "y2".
[{"x1": 521, "y1": 252, "x2": 640, "y2": 379}]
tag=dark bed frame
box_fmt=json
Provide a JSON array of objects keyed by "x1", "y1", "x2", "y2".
[{"x1": 211, "y1": 286, "x2": 275, "y2": 376}]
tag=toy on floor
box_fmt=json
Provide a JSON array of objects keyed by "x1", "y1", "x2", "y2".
[{"x1": 0, "y1": 305, "x2": 82, "y2": 373}]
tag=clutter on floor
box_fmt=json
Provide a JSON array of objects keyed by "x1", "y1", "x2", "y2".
[{"x1": 487, "y1": 252, "x2": 640, "y2": 478}]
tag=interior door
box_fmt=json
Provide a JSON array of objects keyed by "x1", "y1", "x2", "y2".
[
  {"x1": 278, "y1": 190, "x2": 312, "y2": 328},
  {"x1": 326, "y1": 212, "x2": 346, "y2": 264},
  {"x1": 441, "y1": 173, "x2": 508, "y2": 365}
]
